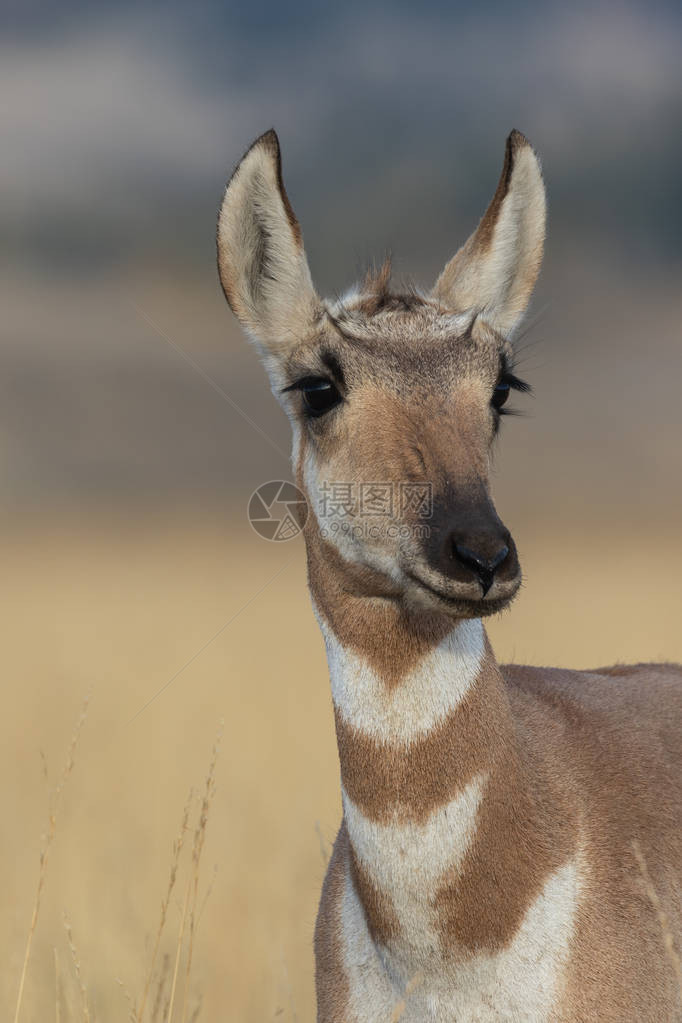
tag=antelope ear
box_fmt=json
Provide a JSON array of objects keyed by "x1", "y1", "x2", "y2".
[
  {"x1": 432, "y1": 130, "x2": 546, "y2": 336},
  {"x1": 217, "y1": 130, "x2": 322, "y2": 358}
]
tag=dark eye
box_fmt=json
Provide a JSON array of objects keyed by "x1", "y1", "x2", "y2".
[
  {"x1": 301, "y1": 377, "x2": 342, "y2": 417},
  {"x1": 491, "y1": 381, "x2": 510, "y2": 409}
]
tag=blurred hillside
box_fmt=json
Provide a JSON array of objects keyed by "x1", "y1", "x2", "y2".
[{"x1": 1, "y1": 0, "x2": 681, "y2": 517}]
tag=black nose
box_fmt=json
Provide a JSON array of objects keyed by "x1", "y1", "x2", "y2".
[{"x1": 453, "y1": 542, "x2": 510, "y2": 596}]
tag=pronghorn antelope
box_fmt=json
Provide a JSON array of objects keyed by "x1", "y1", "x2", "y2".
[{"x1": 217, "y1": 129, "x2": 682, "y2": 1021}]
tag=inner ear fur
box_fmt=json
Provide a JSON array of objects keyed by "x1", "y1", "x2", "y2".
[
  {"x1": 217, "y1": 129, "x2": 321, "y2": 355},
  {"x1": 432, "y1": 130, "x2": 546, "y2": 337}
]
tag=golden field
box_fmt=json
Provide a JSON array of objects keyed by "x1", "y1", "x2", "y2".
[{"x1": 3, "y1": 507, "x2": 682, "y2": 1021}]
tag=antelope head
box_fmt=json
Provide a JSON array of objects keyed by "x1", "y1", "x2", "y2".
[{"x1": 218, "y1": 129, "x2": 545, "y2": 619}]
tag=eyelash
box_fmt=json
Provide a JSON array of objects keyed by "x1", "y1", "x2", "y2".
[
  {"x1": 499, "y1": 372, "x2": 531, "y2": 407},
  {"x1": 282, "y1": 376, "x2": 342, "y2": 417},
  {"x1": 282, "y1": 362, "x2": 531, "y2": 422},
  {"x1": 493, "y1": 362, "x2": 531, "y2": 432},
  {"x1": 282, "y1": 376, "x2": 329, "y2": 393}
]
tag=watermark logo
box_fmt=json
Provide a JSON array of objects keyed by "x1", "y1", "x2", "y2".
[
  {"x1": 319, "y1": 481, "x2": 433, "y2": 542},
  {"x1": 319, "y1": 481, "x2": 433, "y2": 520},
  {"x1": 248, "y1": 479, "x2": 433, "y2": 543},
  {"x1": 248, "y1": 481, "x2": 308, "y2": 541}
]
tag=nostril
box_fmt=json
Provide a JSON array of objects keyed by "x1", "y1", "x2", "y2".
[
  {"x1": 453, "y1": 542, "x2": 510, "y2": 595},
  {"x1": 454, "y1": 543, "x2": 508, "y2": 573},
  {"x1": 487, "y1": 544, "x2": 510, "y2": 573}
]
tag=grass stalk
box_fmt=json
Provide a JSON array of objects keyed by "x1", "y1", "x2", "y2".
[
  {"x1": 13, "y1": 692, "x2": 90, "y2": 1023},
  {"x1": 137, "y1": 790, "x2": 193, "y2": 1022},
  {"x1": 63, "y1": 913, "x2": 91, "y2": 1023},
  {"x1": 179, "y1": 729, "x2": 221, "y2": 1023}
]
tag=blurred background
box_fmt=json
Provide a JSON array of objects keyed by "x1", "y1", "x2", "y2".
[{"x1": 2, "y1": 1, "x2": 681, "y2": 1019}]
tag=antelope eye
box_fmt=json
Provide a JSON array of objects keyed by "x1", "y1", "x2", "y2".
[
  {"x1": 301, "y1": 377, "x2": 342, "y2": 417},
  {"x1": 491, "y1": 381, "x2": 510, "y2": 409}
]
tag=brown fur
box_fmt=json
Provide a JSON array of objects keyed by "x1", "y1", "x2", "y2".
[
  {"x1": 319, "y1": 598, "x2": 682, "y2": 1016},
  {"x1": 355, "y1": 259, "x2": 427, "y2": 316},
  {"x1": 314, "y1": 825, "x2": 352, "y2": 1022},
  {"x1": 348, "y1": 841, "x2": 402, "y2": 947},
  {"x1": 306, "y1": 526, "x2": 454, "y2": 688},
  {"x1": 333, "y1": 644, "x2": 504, "y2": 823},
  {"x1": 506, "y1": 663, "x2": 682, "y2": 1020}
]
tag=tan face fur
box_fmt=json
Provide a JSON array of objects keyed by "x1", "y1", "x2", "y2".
[{"x1": 217, "y1": 129, "x2": 546, "y2": 620}]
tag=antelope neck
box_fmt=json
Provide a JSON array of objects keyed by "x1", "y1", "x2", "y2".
[{"x1": 307, "y1": 535, "x2": 524, "y2": 838}]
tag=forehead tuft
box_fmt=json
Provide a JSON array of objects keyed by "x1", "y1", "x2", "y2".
[
  {"x1": 284, "y1": 263, "x2": 507, "y2": 386},
  {"x1": 329, "y1": 258, "x2": 429, "y2": 321},
  {"x1": 348, "y1": 258, "x2": 428, "y2": 318},
  {"x1": 325, "y1": 289, "x2": 473, "y2": 351}
]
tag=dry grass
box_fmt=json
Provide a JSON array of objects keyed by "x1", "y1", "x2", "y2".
[
  {"x1": 3, "y1": 508, "x2": 682, "y2": 1020},
  {"x1": 178, "y1": 730, "x2": 221, "y2": 1023},
  {"x1": 11, "y1": 703, "x2": 220, "y2": 1023},
  {"x1": 136, "y1": 791, "x2": 193, "y2": 1022},
  {"x1": 13, "y1": 693, "x2": 90, "y2": 1023},
  {"x1": 63, "y1": 913, "x2": 91, "y2": 1023}
]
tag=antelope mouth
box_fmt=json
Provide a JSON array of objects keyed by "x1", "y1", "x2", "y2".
[{"x1": 404, "y1": 570, "x2": 521, "y2": 617}]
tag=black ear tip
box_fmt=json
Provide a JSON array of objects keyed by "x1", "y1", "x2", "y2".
[
  {"x1": 259, "y1": 128, "x2": 280, "y2": 153},
  {"x1": 240, "y1": 128, "x2": 281, "y2": 165},
  {"x1": 507, "y1": 129, "x2": 532, "y2": 152}
]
